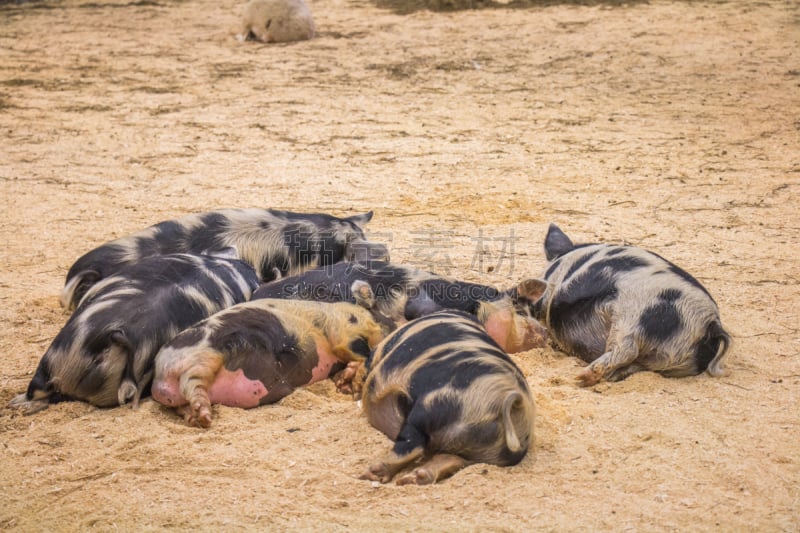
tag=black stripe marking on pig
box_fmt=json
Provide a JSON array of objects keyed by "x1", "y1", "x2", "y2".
[
  {"x1": 450, "y1": 358, "x2": 505, "y2": 389},
  {"x1": 416, "y1": 395, "x2": 462, "y2": 433},
  {"x1": 378, "y1": 341, "x2": 448, "y2": 378},
  {"x1": 406, "y1": 352, "x2": 497, "y2": 394},
  {"x1": 211, "y1": 308, "x2": 291, "y2": 358},
  {"x1": 167, "y1": 327, "x2": 205, "y2": 350},
  {"x1": 606, "y1": 247, "x2": 625, "y2": 256},
  {"x1": 587, "y1": 255, "x2": 649, "y2": 277},
  {"x1": 543, "y1": 257, "x2": 562, "y2": 280},
  {"x1": 153, "y1": 221, "x2": 187, "y2": 249},
  {"x1": 376, "y1": 319, "x2": 483, "y2": 377},
  {"x1": 550, "y1": 268, "x2": 617, "y2": 326},
  {"x1": 393, "y1": 417, "x2": 427, "y2": 456},
  {"x1": 659, "y1": 288, "x2": 683, "y2": 302},
  {"x1": 135, "y1": 236, "x2": 162, "y2": 257},
  {"x1": 215, "y1": 261, "x2": 260, "y2": 301},
  {"x1": 348, "y1": 337, "x2": 371, "y2": 359},
  {"x1": 562, "y1": 249, "x2": 598, "y2": 281},
  {"x1": 639, "y1": 299, "x2": 682, "y2": 342},
  {"x1": 187, "y1": 213, "x2": 227, "y2": 252}
]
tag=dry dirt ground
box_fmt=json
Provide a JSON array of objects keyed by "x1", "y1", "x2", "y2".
[{"x1": 1, "y1": 0, "x2": 798, "y2": 530}]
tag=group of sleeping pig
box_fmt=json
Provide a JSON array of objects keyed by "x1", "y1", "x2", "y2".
[{"x1": 9, "y1": 208, "x2": 731, "y2": 485}]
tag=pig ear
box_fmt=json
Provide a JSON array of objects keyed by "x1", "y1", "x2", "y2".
[
  {"x1": 544, "y1": 223, "x2": 574, "y2": 261},
  {"x1": 344, "y1": 211, "x2": 374, "y2": 227},
  {"x1": 351, "y1": 280, "x2": 376, "y2": 308},
  {"x1": 516, "y1": 279, "x2": 547, "y2": 302}
]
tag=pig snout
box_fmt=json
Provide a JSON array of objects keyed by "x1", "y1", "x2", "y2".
[
  {"x1": 521, "y1": 318, "x2": 549, "y2": 350},
  {"x1": 478, "y1": 299, "x2": 548, "y2": 354}
]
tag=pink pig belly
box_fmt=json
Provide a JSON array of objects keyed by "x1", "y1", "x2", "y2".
[
  {"x1": 207, "y1": 367, "x2": 268, "y2": 408},
  {"x1": 309, "y1": 341, "x2": 340, "y2": 384}
]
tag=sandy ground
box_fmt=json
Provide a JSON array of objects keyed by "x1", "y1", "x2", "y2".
[{"x1": 1, "y1": 0, "x2": 798, "y2": 530}]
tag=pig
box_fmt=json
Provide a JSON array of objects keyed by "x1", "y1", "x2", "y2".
[
  {"x1": 525, "y1": 223, "x2": 731, "y2": 386},
  {"x1": 359, "y1": 310, "x2": 536, "y2": 485},
  {"x1": 236, "y1": 0, "x2": 315, "y2": 44},
  {"x1": 253, "y1": 261, "x2": 550, "y2": 349},
  {"x1": 60, "y1": 208, "x2": 387, "y2": 311},
  {"x1": 151, "y1": 284, "x2": 394, "y2": 428},
  {"x1": 8, "y1": 254, "x2": 260, "y2": 414}
]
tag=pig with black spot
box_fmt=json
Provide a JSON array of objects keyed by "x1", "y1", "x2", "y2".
[
  {"x1": 60, "y1": 208, "x2": 387, "y2": 311},
  {"x1": 523, "y1": 224, "x2": 731, "y2": 386},
  {"x1": 9, "y1": 254, "x2": 260, "y2": 414},
  {"x1": 358, "y1": 310, "x2": 537, "y2": 485},
  {"x1": 151, "y1": 282, "x2": 394, "y2": 428}
]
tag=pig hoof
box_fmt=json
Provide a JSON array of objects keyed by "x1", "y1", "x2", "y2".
[
  {"x1": 177, "y1": 403, "x2": 213, "y2": 428},
  {"x1": 576, "y1": 368, "x2": 602, "y2": 387},
  {"x1": 191, "y1": 405, "x2": 213, "y2": 428},
  {"x1": 396, "y1": 468, "x2": 434, "y2": 486},
  {"x1": 333, "y1": 361, "x2": 364, "y2": 397},
  {"x1": 359, "y1": 464, "x2": 391, "y2": 483},
  {"x1": 184, "y1": 411, "x2": 212, "y2": 428},
  {"x1": 185, "y1": 390, "x2": 213, "y2": 427}
]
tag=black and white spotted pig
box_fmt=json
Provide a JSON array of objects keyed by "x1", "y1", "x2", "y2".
[
  {"x1": 253, "y1": 261, "x2": 549, "y2": 351},
  {"x1": 526, "y1": 223, "x2": 731, "y2": 386},
  {"x1": 9, "y1": 254, "x2": 260, "y2": 414},
  {"x1": 151, "y1": 287, "x2": 393, "y2": 428},
  {"x1": 60, "y1": 209, "x2": 387, "y2": 310},
  {"x1": 359, "y1": 311, "x2": 536, "y2": 485}
]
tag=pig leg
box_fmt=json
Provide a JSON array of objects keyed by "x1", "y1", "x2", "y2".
[
  {"x1": 360, "y1": 446, "x2": 425, "y2": 484},
  {"x1": 360, "y1": 420, "x2": 427, "y2": 483},
  {"x1": 606, "y1": 362, "x2": 646, "y2": 382},
  {"x1": 396, "y1": 453, "x2": 469, "y2": 485},
  {"x1": 576, "y1": 333, "x2": 639, "y2": 387},
  {"x1": 178, "y1": 350, "x2": 225, "y2": 428}
]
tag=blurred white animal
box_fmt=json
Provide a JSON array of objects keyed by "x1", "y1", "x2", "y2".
[{"x1": 237, "y1": 0, "x2": 315, "y2": 43}]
